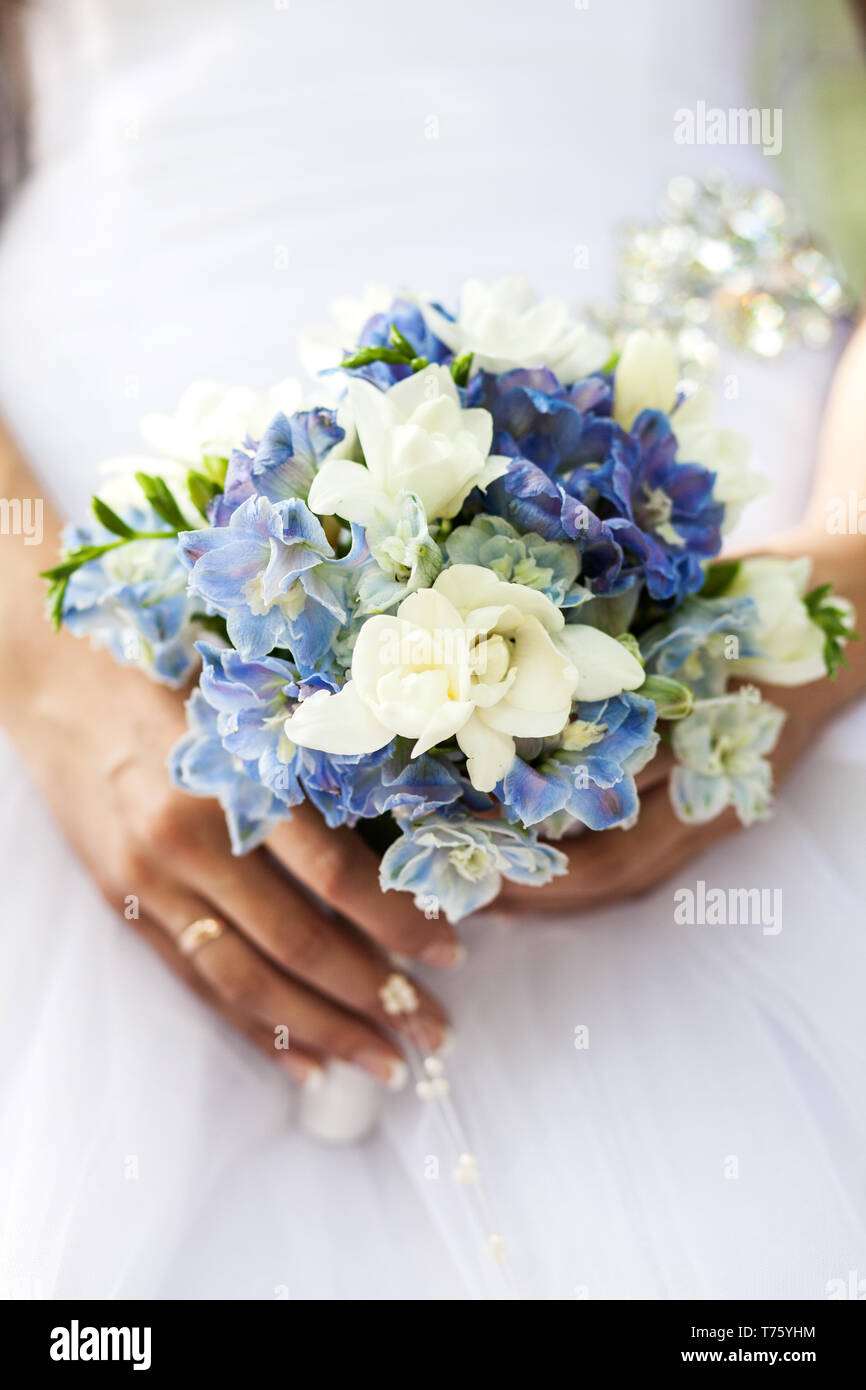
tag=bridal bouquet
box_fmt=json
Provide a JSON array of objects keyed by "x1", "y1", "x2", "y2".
[{"x1": 44, "y1": 279, "x2": 856, "y2": 922}]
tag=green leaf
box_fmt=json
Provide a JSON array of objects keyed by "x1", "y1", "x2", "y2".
[
  {"x1": 410, "y1": 356, "x2": 429, "y2": 372},
  {"x1": 46, "y1": 575, "x2": 69, "y2": 631},
  {"x1": 190, "y1": 611, "x2": 230, "y2": 642},
  {"x1": 450, "y1": 352, "x2": 474, "y2": 387},
  {"x1": 40, "y1": 541, "x2": 121, "y2": 581},
  {"x1": 804, "y1": 582, "x2": 860, "y2": 680},
  {"x1": 699, "y1": 559, "x2": 741, "y2": 599},
  {"x1": 92, "y1": 496, "x2": 136, "y2": 538},
  {"x1": 638, "y1": 673, "x2": 694, "y2": 719},
  {"x1": 389, "y1": 324, "x2": 417, "y2": 358},
  {"x1": 339, "y1": 345, "x2": 413, "y2": 369},
  {"x1": 187, "y1": 468, "x2": 221, "y2": 517},
  {"x1": 134, "y1": 472, "x2": 190, "y2": 531},
  {"x1": 200, "y1": 454, "x2": 229, "y2": 487}
]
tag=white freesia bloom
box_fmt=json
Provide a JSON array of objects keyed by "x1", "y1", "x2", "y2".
[
  {"x1": 419, "y1": 277, "x2": 610, "y2": 382},
  {"x1": 307, "y1": 365, "x2": 509, "y2": 527},
  {"x1": 725, "y1": 556, "x2": 852, "y2": 685},
  {"x1": 139, "y1": 378, "x2": 304, "y2": 465},
  {"x1": 284, "y1": 564, "x2": 644, "y2": 791},
  {"x1": 98, "y1": 378, "x2": 305, "y2": 519},
  {"x1": 673, "y1": 387, "x2": 767, "y2": 532},
  {"x1": 613, "y1": 331, "x2": 767, "y2": 532},
  {"x1": 612, "y1": 329, "x2": 679, "y2": 428}
]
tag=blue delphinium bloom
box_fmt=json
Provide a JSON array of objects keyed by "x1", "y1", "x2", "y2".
[
  {"x1": 328, "y1": 741, "x2": 463, "y2": 821},
  {"x1": 472, "y1": 368, "x2": 723, "y2": 602},
  {"x1": 497, "y1": 692, "x2": 658, "y2": 830},
  {"x1": 168, "y1": 688, "x2": 289, "y2": 853},
  {"x1": 195, "y1": 642, "x2": 463, "y2": 827},
  {"x1": 568, "y1": 410, "x2": 724, "y2": 603},
  {"x1": 444, "y1": 514, "x2": 587, "y2": 608},
  {"x1": 486, "y1": 460, "x2": 627, "y2": 592},
  {"x1": 179, "y1": 494, "x2": 350, "y2": 670},
  {"x1": 380, "y1": 808, "x2": 567, "y2": 923},
  {"x1": 640, "y1": 593, "x2": 763, "y2": 697},
  {"x1": 61, "y1": 509, "x2": 199, "y2": 686},
  {"x1": 468, "y1": 366, "x2": 614, "y2": 475},
  {"x1": 345, "y1": 298, "x2": 452, "y2": 388},
  {"x1": 196, "y1": 642, "x2": 308, "y2": 807},
  {"x1": 211, "y1": 407, "x2": 344, "y2": 525}
]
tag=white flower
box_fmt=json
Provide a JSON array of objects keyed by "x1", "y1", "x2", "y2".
[
  {"x1": 284, "y1": 564, "x2": 644, "y2": 792},
  {"x1": 139, "y1": 378, "x2": 304, "y2": 466},
  {"x1": 97, "y1": 378, "x2": 305, "y2": 521},
  {"x1": 419, "y1": 277, "x2": 610, "y2": 382},
  {"x1": 673, "y1": 387, "x2": 767, "y2": 532},
  {"x1": 613, "y1": 331, "x2": 767, "y2": 531},
  {"x1": 299, "y1": 283, "x2": 393, "y2": 382},
  {"x1": 670, "y1": 692, "x2": 786, "y2": 826},
  {"x1": 612, "y1": 329, "x2": 680, "y2": 428},
  {"x1": 725, "y1": 556, "x2": 853, "y2": 686},
  {"x1": 307, "y1": 365, "x2": 509, "y2": 527}
]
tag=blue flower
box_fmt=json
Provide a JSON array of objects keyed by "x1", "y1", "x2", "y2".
[
  {"x1": 346, "y1": 298, "x2": 452, "y2": 388},
  {"x1": 168, "y1": 688, "x2": 289, "y2": 853},
  {"x1": 497, "y1": 692, "x2": 658, "y2": 830},
  {"x1": 485, "y1": 459, "x2": 627, "y2": 592},
  {"x1": 468, "y1": 366, "x2": 613, "y2": 476},
  {"x1": 211, "y1": 407, "x2": 344, "y2": 525},
  {"x1": 444, "y1": 514, "x2": 587, "y2": 607},
  {"x1": 380, "y1": 809, "x2": 567, "y2": 923},
  {"x1": 195, "y1": 642, "x2": 462, "y2": 827},
  {"x1": 196, "y1": 642, "x2": 307, "y2": 807},
  {"x1": 569, "y1": 411, "x2": 724, "y2": 602},
  {"x1": 61, "y1": 507, "x2": 198, "y2": 686},
  {"x1": 640, "y1": 593, "x2": 762, "y2": 697},
  {"x1": 179, "y1": 494, "x2": 349, "y2": 670}
]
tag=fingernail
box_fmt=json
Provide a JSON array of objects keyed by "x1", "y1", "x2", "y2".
[
  {"x1": 278, "y1": 1054, "x2": 324, "y2": 1088},
  {"x1": 420, "y1": 937, "x2": 466, "y2": 969},
  {"x1": 436, "y1": 1025, "x2": 455, "y2": 1057},
  {"x1": 353, "y1": 1049, "x2": 409, "y2": 1091},
  {"x1": 410, "y1": 1016, "x2": 453, "y2": 1055}
]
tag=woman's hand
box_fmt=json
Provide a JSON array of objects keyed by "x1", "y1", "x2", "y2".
[
  {"x1": 497, "y1": 527, "x2": 866, "y2": 915},
  {"x1": 0, "y1": 422, "x2": 457, "y2": 1092},
  {"x1": 10, "y1": 638, "x2": 458, "y2": 1087}
]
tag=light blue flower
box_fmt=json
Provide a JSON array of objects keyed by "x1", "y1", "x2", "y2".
[
  {"x1": 212, "y1": 407, "x2": 344, "y2": 524},
  {"x1": 380, "y1": 809, "x2": 567, "y2": 923},
  {"x1": 61, "y1": 508, "x2": 198, "y2": 686},
  {"x1": 196, "y1": 642, "x2": 308, "y2": 807},
  {"x1": 356, "y1": 490, "x2": 442, "y2": 613},
  {"x1": 196, "y1": 642, "x2": 462, "y2": 826},
  {"x1": 670, "y1": 692, "x2": 786, "y2": 826},
  {"x1": 497, "y1": 692, "x2": 658, "y2": 830},
  {"x1": 168, "y1": 688, "x2": 289, "y2": 853},
  {"x1": 640, "y1": 593, "x2": 762, "y2": 697},
  {"x1": 444, "y1": 515, "x2": 588, "y2": 608},
  {"x1": 179, "y1": 494, "x2": 350, "y2": 670}
]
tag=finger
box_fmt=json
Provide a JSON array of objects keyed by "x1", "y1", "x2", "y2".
[
  {"x1": 125, "y1": 909, "x2": 326, "y2": 1086},
  {"x1": 497, "y1": 785, "x2": 741, "y2": 913},
  {"x1": 180, "y1": 847, "x2": 450, "y2": 1053},
  {"x1": 266, "y1": 804, "x2": 463, "y2": 965},
  {"x1": 146, "y1": 882, "x2": 410, "y2": 1088},
  {"x1": 634, "y1": 742, "x2": 674, "y2": 793}
]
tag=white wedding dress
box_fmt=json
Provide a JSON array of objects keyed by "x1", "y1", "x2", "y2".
[{"x1": 1, "y1": 0, "x2": 865, "y2": 1301}]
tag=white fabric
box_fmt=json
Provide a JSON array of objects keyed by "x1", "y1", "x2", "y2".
[{"x1": 1, "y1": 0, "x2": 865, "y2": 1300}]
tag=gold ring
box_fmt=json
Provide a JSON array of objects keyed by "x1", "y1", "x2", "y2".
[{"x1": 178, "y1": 917, "x2": 225, "y2": 956}]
